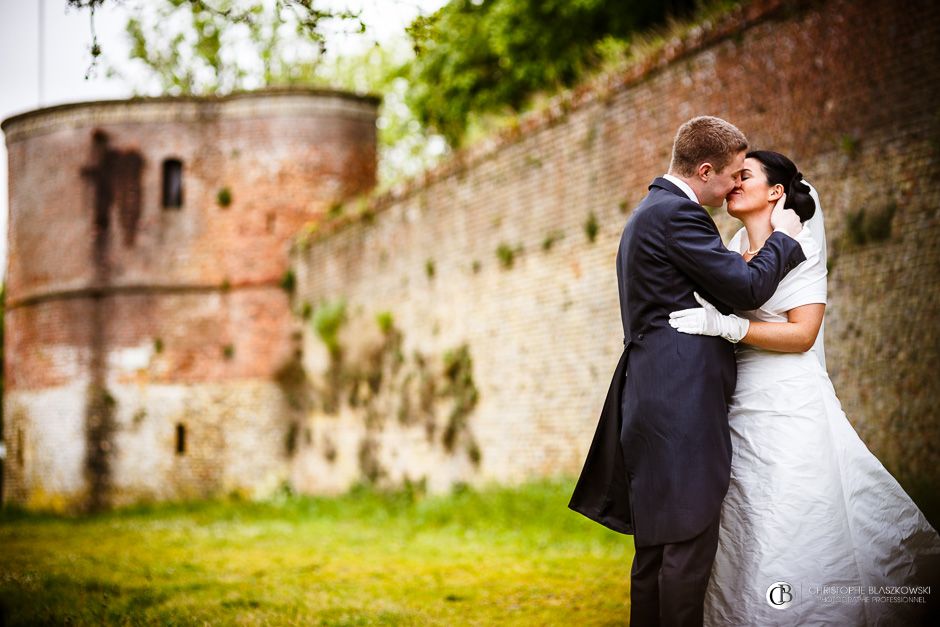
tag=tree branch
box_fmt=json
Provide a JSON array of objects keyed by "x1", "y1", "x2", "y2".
[{"x1": 67, "y1": 0, "x2": 364, "y2": 80}]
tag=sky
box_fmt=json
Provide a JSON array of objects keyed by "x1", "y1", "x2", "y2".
[{"x1": 0, "y1": 0, "x2": 446, "y2": 281}]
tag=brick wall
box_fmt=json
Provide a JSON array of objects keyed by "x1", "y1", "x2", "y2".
[
  {"x1": 3, "y1": 0, "x2": 937, "y2": 521},
  {"x1": 292, "y1": 0, "x2": 940, "y2": 522}
]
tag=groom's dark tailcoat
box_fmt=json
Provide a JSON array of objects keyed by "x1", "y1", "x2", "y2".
[{"x1": 569, "y1": 177, "x2": 807, "y2": 548}]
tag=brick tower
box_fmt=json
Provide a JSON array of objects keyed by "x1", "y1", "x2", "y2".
[{"x1": 1, "y1": 88, "x2": 378, "y2": 512}]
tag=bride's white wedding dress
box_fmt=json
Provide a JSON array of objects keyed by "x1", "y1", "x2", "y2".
[{"x1": 703, "y1": 222, "x2": 940, "y2": 626}]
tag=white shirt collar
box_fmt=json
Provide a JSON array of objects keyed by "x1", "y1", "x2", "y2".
[{"x1": 662, "y1": 174, "x2": 700, "y2": 204}]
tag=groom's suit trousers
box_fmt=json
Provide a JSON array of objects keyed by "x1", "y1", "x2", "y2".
[{"x1": 629, "y1": 510, "x2": 721, "y2": 627}]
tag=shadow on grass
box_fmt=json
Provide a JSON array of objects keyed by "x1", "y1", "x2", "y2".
[{"x1": 0, "y1": 573, "x2": 171, "y2": 625}]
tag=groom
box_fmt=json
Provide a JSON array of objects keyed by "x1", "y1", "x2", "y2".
[{"x1": 569, "y1": 116, "x2": 806, "y2": 625}]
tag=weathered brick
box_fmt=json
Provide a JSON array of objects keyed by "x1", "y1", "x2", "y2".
[
  {"x1": 293, "y1": 0, "x2": 940, "y2": 519},
  {"x1": 1, "y1": 89, "x2": 378, "y2": 511},
  {"x1": 3, "y1": 0, "x2": 938, "y2": 521}
]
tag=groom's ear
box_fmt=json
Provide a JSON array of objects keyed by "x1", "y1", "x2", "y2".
[{"x1": 697, "y1": 162, "x2": 713, "y2": 182}]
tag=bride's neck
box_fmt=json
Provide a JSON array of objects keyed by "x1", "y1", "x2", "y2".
[{"x1": 741, "y1": 211, "x2": 774, "y2": 253}]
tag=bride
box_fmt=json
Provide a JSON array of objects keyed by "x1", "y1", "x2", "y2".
[{"x1": 668, "y1": 150, "x2": 940, "y2": 626}]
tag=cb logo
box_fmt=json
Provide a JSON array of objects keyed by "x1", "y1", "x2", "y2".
[{"x1": 766, "y1": 581, "x2": 794, "y2": 609}]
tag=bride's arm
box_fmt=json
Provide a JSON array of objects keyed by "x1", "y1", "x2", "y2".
[{"x1": 739, "y1": 304, "x2": 825, "y2": 353}]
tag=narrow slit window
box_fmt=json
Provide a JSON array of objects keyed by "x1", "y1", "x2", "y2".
[
  {"x1": 176, "y1": 423, "x2": 186, "y2": 455},
  {"x1": 162, "y1": 159, "x2": 183, "y2": 208},
  {"x1": 17, "y1": 428, "x2": 24, "y2": 466}
]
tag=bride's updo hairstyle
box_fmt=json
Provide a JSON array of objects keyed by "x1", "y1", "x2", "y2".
[{"x1": 746, "y1": 150, "x2": 815, "y2": 222}]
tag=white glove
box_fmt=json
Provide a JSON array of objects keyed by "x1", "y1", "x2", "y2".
[
  {"x1": 669, "y1": 292, "x2": 750, "y2": 343},
  {"x1": 769, "y1": 192, "x2": 802, "y2": 237}
]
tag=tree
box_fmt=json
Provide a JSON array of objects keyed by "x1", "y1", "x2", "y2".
[
  {"x1": 106, "y1": 0, "x2": 448, "y2": 184},
  {"x1": 311, "y1": 41, "x2": 450, "y2": 185},
  {"x1": 121, "y1": 0, "x2": 331, "y2": 95},
  {"x1": 404, "y1": 0, "x2": 700, "y2": 146},
  {"x1": 66, "y1": 0, "x2": 363, "y2": 80}
]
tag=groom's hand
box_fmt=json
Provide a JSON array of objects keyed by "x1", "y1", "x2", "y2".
[
  {"x1": 770, "y1": 193, "x2": 802, "y2": 237},
  {"x1": 669, "y1": 292, "x2": 750, "y2": 343}
]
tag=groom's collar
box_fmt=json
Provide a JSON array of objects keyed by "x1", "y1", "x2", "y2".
[{"x1": 660, "y1": 174, "x2": 700, "y2": 204}]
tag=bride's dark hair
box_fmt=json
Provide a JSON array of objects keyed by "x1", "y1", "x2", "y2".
[{"x1": 746, "y1": 150, "x2": 815, "y2": 222}]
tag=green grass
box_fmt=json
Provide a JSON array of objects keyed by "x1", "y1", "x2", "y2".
[{"x1": 0, "y1": 478, "x2": 634, "y2": 625}]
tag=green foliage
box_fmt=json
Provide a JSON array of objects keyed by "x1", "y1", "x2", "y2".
[
  {"x1": 376, "y1": 310, "x2": 394, "y2": 334},
  {"x1": 440, "y1": 344, "x2": 479, "y2": 454},
  {"x1": 125, "y1": 3, "x2": 235, "y2": 95},
  {"x1": 284, "y1": 421, "x2": 299, "y2": 456},
  {"x1": 116, "y1": 3, "x2": 448, "y2": 186},
  {"x1": 868, "y1": 202, "x2": 897, "y2": 241},
  {"x1": 311, "y1": 298, "x2": 347, "y2": 357},
  {"x1": 466, "y1": 439, "x2": 482, "y2": 464},
  {"x1": 525, "y1": 154, "x2": 543, "y2": 168},
  {"x1": 359, "y1": 206, "x2": 375, "y2": 224},
  {"x1": 845, "y1": 209, "x2": 865, "y2": 245},
  {"x1": 216, "y1": 187, "x2": 232, "y2": 207},
  {"x1": 123, "y1": 1, "x2": 325, "y2": 94},
  {"x1": 326, "y1": 201, "x2": 344, "y2": 219},
  {"x1": 66, "y1": 0, "x2": 365, "y2": 79},
  {"x1": 496, "y1": 242, "x2": 523, "y2": 269},
  {"x1": 584, "y1": 211, "x2": 599, "y2": 242},
  {"x1": 425, "y1": 258, "x2": 436, "y2": 279},
  {"x1": 66, "y1": 0, "x2": 110, "y2": 78},
  {"x1": 308, "y1": 40, "x2": 451, "y2": 185},
  {"x1": 273, "y1": 350, "x2": 314, "y2": 412},
  {"x1": 279, "y1": 268, "x2": 296, "y2": 294},
  {"x1": 845, "y1": 201, "x2": 896, "y2": 246},
  {"x1": 542, "y1": 229, "x2": 564, "y2": 251},
  {"x1": 405, "y1": 0, "x2": 698, "y2": 145},
  {"x1": 839, "y1": 133, "x2": 861, "y2": 158},
  {"x1": 0, "y1": 476, "x2": 624, "y2": 542}
]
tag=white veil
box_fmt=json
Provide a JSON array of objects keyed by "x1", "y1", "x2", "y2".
[{"x1": 803, "y1": 180, "x2": 828, "y2": 370}]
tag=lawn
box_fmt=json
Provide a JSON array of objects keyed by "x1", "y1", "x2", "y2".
[{"x1": 0, "y1": 478, "x2": 634, "y2": 625}]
